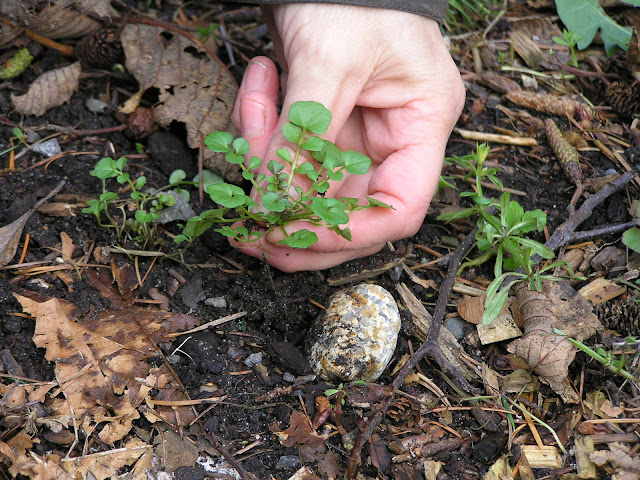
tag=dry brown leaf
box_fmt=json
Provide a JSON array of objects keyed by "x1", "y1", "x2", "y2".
[
  {"x1": 0, "y1": 181, "x2": 64, "y2": 266},
  {"x1": 62, "y1": 438, "x2": 151, "y2": 480},
  {"x1": 15, "y1": 288, "x2": 199, "y2": 444},
  {"x1": 121, "y1": 23, "x2": 240, "y2": 183},
  {"x1": 507, "y1": 281, "x2": 602, "y2": 403},
  {"x1": 590, "y1": 442, "x2": 640, "y2": 480},
  {"x1": 31, "y1": 5, "x2": 101, "y2": 39},
  {"x1": 457, "y1": 295, "x2": 484, "y2": 325},
  {"x1": 11, "y1": 62, "x2": 81, "y2": 117}
]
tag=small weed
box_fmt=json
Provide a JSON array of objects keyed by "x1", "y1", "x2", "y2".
[
  {"x1": 177, "y1": 101, "x2": 391, "y2": 249},
  {"x1": 82, "y1": 157, "x2": 201, "y2": 247},
  {"x1": 439, "y1": 145, "x2": 570, "y2": 324},
  {"x1": 444, "y1": 0, "x2": 502, "y2": 33},
  {"x1": 84, "y1": 101, "x2": 390, "y2": 255},
  {"x1": 552, "y1": 29, "x2": 582, "y2": 67},
  {"x1": 0, "y1": 128, "x2": 26, "y2": 158},
  {"x1": 196, "y1": 23, "x2": 220, "y2": 42}
]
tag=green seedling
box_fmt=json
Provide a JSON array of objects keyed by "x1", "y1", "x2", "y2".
[
  {"x1": 82, "y1": 157, "x2": 206, "y2": 247},
  {"x1": 176, "y1": 101, "x2": 391, "y2": 249},
  {"x1": 555, "y1": 329, "x2": 640, "y2": 383},
  {"x1": 196, "y1": 23, "x2": 220, "y2": 42},
  {"x1": 552, "y1": 29, "x2": 582, "y2": 67},
  {"x1": 0, "y1": 128, "x2": 26, "y2": 158},
  {"x1": 439, "y1": 144, "x2": 569, "y2": 324}
]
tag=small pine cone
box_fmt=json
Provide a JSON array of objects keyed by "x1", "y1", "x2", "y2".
[
  {"x1": 387, "y1": 396, "x2": 421, "y2": 427},
  {"x1": 75, "y1": 27, "x2": 123, "y2": 70},
  {"x1": 595, "y1": 300, "x2": 640, "y2": 336},
  {"x1": 604, "y1": 80, "x2": 640, "y2": 121}
]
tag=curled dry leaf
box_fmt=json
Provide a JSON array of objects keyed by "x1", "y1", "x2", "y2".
[
  {"x1": 590, "y1": 442, "x2": 640, "y2": 480},
  {"x1": 507, "y1": 280, "x2": 602, "y2": 403},
  {"x1": 31, "y1": 5, "x2": 101, "y2": 39},
  {"x1": 121, "y1": 23, "x2": 240, "y2": 183},
  {"x1": 14, "y1": 290, "x2": 199, "y2": 445},
  {"x1": 11, "y1": 62, "x2": 81, "y2": 117}
]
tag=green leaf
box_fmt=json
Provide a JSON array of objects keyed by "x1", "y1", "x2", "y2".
[
  {"x1": 279, "y1": 229, "x2": 318, "y2": 248},
  {"x1": 233, "y1": 137, "x2": 249, "y2": 155},
  {"x1": 276, "y1": 148, "x2": 291, "y2": 163},
  {"x1": 115, "y1": 157, "x2": 127, "y2": 170},
  {"x1": 623, "y1": 227, "x2": 640, "y2": 254},
  {"x1": 207, "y1": 183, "x2": 250, "y2": 208},
  {"x1": 342, "y1": 151, "x2": 372, "y2": 175},
  {"x1": 242, "y1": 170, "x2": 255, "y2": 181},
  {"x1": 268, "y1": 160, "x2": 285, "y2": 175},
  {"x1": 100, "y1": 192, "x2": 118, "y2": 202},
  {"x1": 169, "y1": 170, "x2": 186, "y2": 185},
  {"x1": 310, "y1": 197, "x2": 349, "y2": 225},
  {"x1": 248, "y1": 156, "x2": 261, "y2": 170},
  {"x1": 92, "y1": 157, "x2": 119, "y2": 179},
  {"x1": 554, "y1": 0, "x2": 633, "y2": 54},
  {"x1": 302, "y1": 136, "x2": 324, "y2": 152},
  {"x1": 116, "y1": 173, "x2": 130, "y2": 184},
  {"x1": 205, "y1": 131, "x2": 233, "y2": 152},
  {"x1": 135, "y1": 209, "x2": 154, "y2": 223},
  {"x1": 262, "y1": 192, "x2": 291, "y2": 212},
  {"x1": 193, "y1": 169, "x2": 223, "y2": 190},
  {"x1": 313, "y1": 139, "x2": 342, "y2": 167},
  {"x1": 225, "y1": 151, "x2": 244, "y2": 164},
  {"x1": 329, "y1": 225, "x2": 352, "y2": 241},
  {"x1": 366, "y1": 197, "x2": 393, "y2": 209},
  {"x1": 174, "y1": 187, "x2": 190, "y2": 202},
  {"x1": 289, "y1": 101, "x2": 332, "y2": 134},
  {"x1": 296, "y1": 162, "x2": 318, "y2": 181},
  {"x1": 283, "y1": 122, "x2": 302, "y2": 143},
  {"x1": 504, "y1": 199, "x2": 524, "y2": 229},
  {"x1": 174, "y1": 234, "x2": 188, "y2": 243}
]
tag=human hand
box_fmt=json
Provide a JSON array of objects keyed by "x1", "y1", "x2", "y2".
[{"x1": 230, "y1": 4, "x2": 465, "y2": 272}]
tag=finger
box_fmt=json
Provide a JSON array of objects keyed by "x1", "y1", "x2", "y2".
[
  {"x1": 232, "y1": 57, "x2": 280, "y2": 159},
  {"x1": 231, "y1": 236, "x2": 386, "y2": 272}
]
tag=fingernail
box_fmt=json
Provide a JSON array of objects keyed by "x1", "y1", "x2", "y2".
[
  {"x1": 242, "y1": 60, "x2": 268, "y2": 91},
  {"x1": 240, "y1": 99, "x2": 266, "y2": 136}
]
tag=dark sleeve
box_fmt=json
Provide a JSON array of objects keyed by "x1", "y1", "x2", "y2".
[{"x1": 225, "y1": 1, "x2": 448, "y2": 24}]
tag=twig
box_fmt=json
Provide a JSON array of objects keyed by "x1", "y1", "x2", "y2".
[{"x1": 455, "y1": 128, "x2": 537, "y2": 146}]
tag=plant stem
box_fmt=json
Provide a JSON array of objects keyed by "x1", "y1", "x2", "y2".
[{"x1": 285, "y1": 127, "x2": 307, "y2": 197}]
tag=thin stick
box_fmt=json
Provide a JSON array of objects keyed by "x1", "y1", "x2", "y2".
[{"x1": 455, "y1": 128, "x2": 538, "y2": 146}]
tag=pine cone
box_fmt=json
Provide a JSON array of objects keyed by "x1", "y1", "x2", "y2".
[
  {"x1": 595, "y1": 300, "x2": 640, "y2": 336},
  {"x1": 75, "y1": 27, "x2": 123, "y2": 70},
  {"x1": 604, "y1": 80, "x2": 640, "y2": 121}
]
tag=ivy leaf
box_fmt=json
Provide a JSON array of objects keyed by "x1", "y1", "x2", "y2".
[
  {"x1": 207, "y1": 183, "x2": 250, "y2": 208},
  {"x1": 279, "y1": 229, "x2": 318, "y2": 248},
  {"x1": 554, "y1": 0, "x2": 634, "y2": 54},
  {"x1": 289, "y1": 101, "x2": 332, "y2": 134},
  {"x1": 262, "y1": 192, "x2": 291, "y2": 212},
  {"x1": 342, "y1": 151, "x2": 372, "y2": 175},
  {"x1": 205, "y1": 131, "x2": 233, "y2": 152},
  {"x1": 310, "y1": 198, "x2": 349, "y2": 225}
]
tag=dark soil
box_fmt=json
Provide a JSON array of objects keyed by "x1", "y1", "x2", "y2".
[{"x1": 1, "y1": 3, "x2": 638, "y2": 480}]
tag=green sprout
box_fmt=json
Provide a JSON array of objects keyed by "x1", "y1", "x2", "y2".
[
  {"x1": 552, "y1": 29, "x2": 582, "y2": 68},
  {"x1": 439, "y1": 144, "x2": 570, "y2": 324},
  {"x1": 81, "y1": 157, "x2": 200, "y2": 247}
]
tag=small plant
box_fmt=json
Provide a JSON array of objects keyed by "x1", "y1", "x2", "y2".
[
  {"x1": 439, "y1": 144, "x2": 569, "y2": 324},
  {"x1": 176, "y1": 101, "x2": 391, "y2": 249},
  {"x1": 0, "y1": 127, "x2": 26, "y2": 158},
  {"x1": 552, "y1": 29, "x2": 582, "y2": 67},
  {"x1": 196, "y1": 23, "x2": 220, "y2": 42},
  {"x1": 555, "y1": 330, "x2": 640, "y2": 383},
  {"x1": 81, "y1": 157, "x2": 203, "y2": 247}
]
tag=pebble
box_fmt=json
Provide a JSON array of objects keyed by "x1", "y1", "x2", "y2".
[
  {"x1": 309, "y1": 284, "x2": 401, "y2": 383},
  {"x1": 275, "y1": 455, "x2": 300, "y2": 471},
  {"x1": 244, "y1": 352, "x2": 263, "y2": 368},
  {"x1": 156, "y1": 190, "x2": 196, "y2": 224},
  {"x1": 32, "y1": 138, "x2": 61, "y2": 157},
  {"x1": 85, "y1": 98, "x2": 109, "y2": 114},
  {"x1": 204, "y1": 296, "x2": 227, "y2": 308},
  {"x1": 282, "y1": 372, "x2": 295, "y2": 383},
  {"x1": 443, "y1": 316, "x2": 467, "y2": 341}
]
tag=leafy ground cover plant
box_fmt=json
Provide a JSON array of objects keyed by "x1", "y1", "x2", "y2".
[
  {"x1": 439, "y1": 144, "x2": 569, "y2": 324},
  {"x1": 176, "y1": 101, "x2": 391, "y2": 249},
  {"x1": 81, "y1": 157, "x2": 215, "y2": 247},
  {"x1": 84, "y1": 101, "x2": 390, "y2": 252}
]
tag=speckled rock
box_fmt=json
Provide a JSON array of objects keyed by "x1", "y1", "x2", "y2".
[{"x1": 309, "y1": 284, "x2": 401, "y2": 383}]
